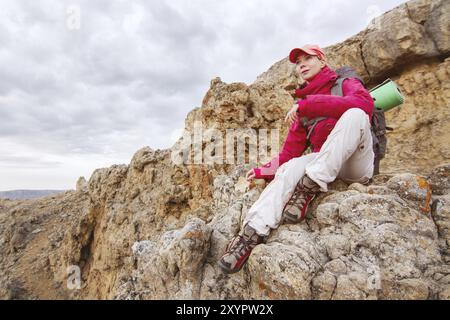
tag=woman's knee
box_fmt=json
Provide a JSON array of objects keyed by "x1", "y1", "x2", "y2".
[
  {"x1": 342, "y1": 108, "x2": 366, "y2": 119},
  {"x1": 340, "y1": 108, "x2": 370, "y2": 127}
]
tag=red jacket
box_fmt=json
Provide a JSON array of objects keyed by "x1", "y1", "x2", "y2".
[{"x1": 253, "y1": 66, "x2": 374, "y2": 180}]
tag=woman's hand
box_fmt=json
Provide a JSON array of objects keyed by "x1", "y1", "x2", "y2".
[
  {"x1": 284, "y1": 103, "x2": 299, "y2": 126},
  {"x1": 245, "y1": 168, "x2": 256, "y2": 182}
]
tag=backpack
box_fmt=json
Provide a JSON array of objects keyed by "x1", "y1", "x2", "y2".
[
  {"x1": 301, "y1": 66, "x2": 393, "y2": 176},
  {"x1": 331, "y1": 66, "x2": 394, "y2": 176}
]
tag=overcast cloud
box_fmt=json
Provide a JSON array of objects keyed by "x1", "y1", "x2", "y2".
[{"x1": 0, "y1": 0, "x2": 406, "y2": 190}]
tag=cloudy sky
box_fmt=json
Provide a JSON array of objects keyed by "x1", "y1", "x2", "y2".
[{"x1": 0, "y1": 0, "x2": 406, "y2": 191}]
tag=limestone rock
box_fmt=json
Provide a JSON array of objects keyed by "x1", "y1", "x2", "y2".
[
  {"x1": 424, "y1": 0, "x2": 450, "y2": 55},
  {"x1": 0, "y1": 0, "x2": 449, "y2": 301},
  {"x1": 132, "y1": 218, "x2": 211, "y2": 299},
  {"x1": 361, "y1": 3, "x2": 439, "y2": 80},
  {"x1": 427, "y1": 164, "x2": 450, "y2": 195},
  {"x1": 76, "y1": 177, "x2": 88, "y2": 193}
]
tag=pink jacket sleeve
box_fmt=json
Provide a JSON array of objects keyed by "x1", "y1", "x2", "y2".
[
  {"x1": 297, "y1": 78, "x2": 374, "y2": 120},
  {"x1": 253, "y1": 119, "x2": 307, "y2": 181}
]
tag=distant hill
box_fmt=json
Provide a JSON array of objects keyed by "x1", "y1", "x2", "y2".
[{"x1": 0, "y1": 190, "x2": 67, "y2": 200}]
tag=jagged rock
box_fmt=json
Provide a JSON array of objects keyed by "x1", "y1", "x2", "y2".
[
  {"x1": 130, "y1": 147, "x2": 160, "y2": 172},
  {"x1": 76, "y1": 177, "x2": 88, "y2": 193},
  {"x1": 428, "y1": 164, "x2": 450, "y2": 195},
  {"x1": 407, "y1": 0, "x2": 433, "y2": 24},
  {"x1": 88, "y1": 165, "x2": 129, "y2": 204},
  {"x1": 0, "y1": 0, "x2": 448, "y2": 300},
  {"x1": 424, "y1": 0, "x2": 450, "y2": 55},
  {"x1": 132, "y1": 218, "x2": 211, "y2": 299},
  {"x1": 316, "y1": 203, "x2": 340, "y2": 227},
  {"x1": 326, "y1": 35, "x2": 370, "y2": 83},
  {"x1": 9, "y1": 225, "x2": 29, "y2": 252},
  {"x1": 247, "y1": 235, "x2": 326, "y2": 299},
  {"x1": 387, "y1": 173, "x2": 433, "y2": 212},
  {"x1": 361, "y1": 3, "x2": 439, "y2": 80}
]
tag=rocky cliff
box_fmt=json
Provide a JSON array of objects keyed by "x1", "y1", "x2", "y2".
[{"x1": 0, "y1": 0, "x2": 449, "y2": 300}]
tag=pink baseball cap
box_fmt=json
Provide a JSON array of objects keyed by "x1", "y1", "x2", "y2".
[{"x1": 289, "y1": 44, "x2": 325, "y2": 63}]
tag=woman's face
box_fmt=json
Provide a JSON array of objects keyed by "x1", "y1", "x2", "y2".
[{"x1": 295, "y1": 54, "x2": 325, "y2": 81}]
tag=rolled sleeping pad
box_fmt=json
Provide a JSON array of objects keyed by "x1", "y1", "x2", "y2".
[{"x1": 369, "y1": 79, "x2": 405, "y2": 111}]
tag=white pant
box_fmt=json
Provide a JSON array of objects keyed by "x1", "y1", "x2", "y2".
[{"x1": 244, "y1": 108, "x2": 375, "y2": 236}]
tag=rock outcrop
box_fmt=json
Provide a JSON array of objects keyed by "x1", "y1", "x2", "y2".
[{"x1": 0, "y1": 0, "x2": 448, "y2": 300}]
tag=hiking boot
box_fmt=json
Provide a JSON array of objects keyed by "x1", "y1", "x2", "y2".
[
  {"x1": 282, "y1": 174, "x2": 321, "y2": 224},
  {"x1": 218, "y1": 224, "x2": 265, "y2": 274}
]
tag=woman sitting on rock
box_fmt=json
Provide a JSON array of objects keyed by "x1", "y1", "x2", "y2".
[{"x1": 218, "y1": 44, "x2": 375, "y2": 274}]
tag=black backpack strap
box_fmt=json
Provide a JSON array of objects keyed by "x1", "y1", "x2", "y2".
[
  {"x1": 331, "y1": 77, "x2": 347, "y2": 97},
  {"x1": 301, "y1": 116, "x2": 328, "y2": 141},
  {"x1": 301, "y1": 76, "x2": 347, "y2": 144}
]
